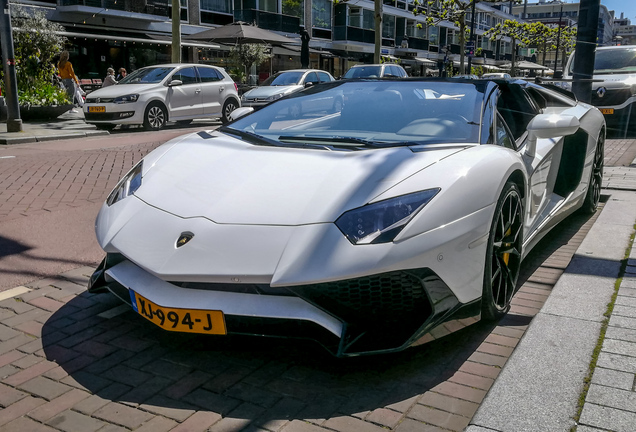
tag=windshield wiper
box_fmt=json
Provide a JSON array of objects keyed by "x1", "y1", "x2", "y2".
[
  {"x1": 219, "y1": 126, "x2": 284, "y2": 147},
  {"x1": 278, "y1": 136, "x2": 415, "y2": 148}
]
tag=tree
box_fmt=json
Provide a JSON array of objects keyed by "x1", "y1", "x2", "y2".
[
  {"x1": 413, "y1": 0, "x2": 521, "y2": 75},
  {"x1": 524, "y1": 21, "x2": 557, "y2": 66},
  {"x1": 228, "y1": 44, "x2": 272, "y2": 84},
  {"x1": 0, "y1": 5, "x2": 68, "y2": 106},
  {"x1": 484, "y1": 19, "x2": 529, "y2": 76}
]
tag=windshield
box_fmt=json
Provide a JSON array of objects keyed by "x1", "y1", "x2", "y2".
[
  {"x1": 225, "y1": 80, "x2": 485, "y2": 149},
  {"x1": 569, "y1": 48, "x2": 636, "y2": 75},
  {"x1": 261, "y1": 71, "x2": 304, "y2": 86},
  {"x1": 119, "y1": 67, "x2": 174, "y2": 84},
  {"x1": 343, "y1": 66, "x2": 383, "y2": 79}
]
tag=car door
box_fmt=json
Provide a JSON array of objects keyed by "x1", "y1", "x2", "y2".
[
  {"x1": 197, "y1": 66, "x2": 225, "y2": 116},
  {"x1": 497, "y1": 83, "x2": 563, "y2": 235},
  {"x1": 167, "y1": 66, "x2": 202, "y2": 119}
]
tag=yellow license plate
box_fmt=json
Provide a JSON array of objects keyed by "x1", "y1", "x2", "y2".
[
  {"x1": 131, "y1": 291, "x2": 226, "y2": 335},
  {"x1": 88, "y1": 106, "x2": 106, "y2": 113},
  {"x1": 600, "y1": 108, "x2": 614, "y2": 115}
]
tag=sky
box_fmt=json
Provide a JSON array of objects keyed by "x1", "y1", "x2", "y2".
[{"x1": 554, "y1": 1, "x2": 636, "y2": 21}]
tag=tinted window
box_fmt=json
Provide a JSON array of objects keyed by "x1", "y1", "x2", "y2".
[
  {"x1": 197, "y1": 67, "x2": 222, "y2": 82},
  {"x1": 343, "y1": 66, "x2": 382, "y2": 78},
  {"x1": 497, "y1": 84, "x2": 538, "y2": 140},
  {"x1": 304, "y1": 72, "x2": 319, "y2": 84},
  {"x1": 317, "y1": 72, "x2": 332, "y2": 82},
  {"x1": 172, "y1": 67, "x2": 198, "y2": 84},
  {"x1": 262, "y1": 71, "x2": 304, "y2": 86}
]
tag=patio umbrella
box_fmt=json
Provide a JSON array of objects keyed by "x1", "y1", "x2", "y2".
[{"x1": 188, "y1": 21, "x2": 297, "y2": 46}]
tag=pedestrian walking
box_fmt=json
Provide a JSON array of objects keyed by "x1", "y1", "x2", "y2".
[
  {"x1": 102, "y1": 68, "x2": 117, "y2": 87},
  {"x1": 57, "y1": 50, "x2": 80, "y2": 113}
]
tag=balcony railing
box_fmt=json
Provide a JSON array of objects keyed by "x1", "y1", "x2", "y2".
[
  {"x1": 234, "y1": 9, "x2": 300, "y2": 34},
  {"x1": 59, "y1": 0, "x2": 172, "y2": 18},
  {"x1": 333, "y1": 26, "x2": 375, "y2": 44}
]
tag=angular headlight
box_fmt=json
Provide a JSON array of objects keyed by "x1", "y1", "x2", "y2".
[
  {"x1": 113, "y1": 94, "x2": 139, "y2": 104},
  {"x1": 107, "y1": 161, "x2": 143, "y2": 206},
  {"x1": 266, "y1": 93, "x2": 285, "y2": 102},
  {"x1": 335, "y1": 189, "x2": 440, "y2": 245}
]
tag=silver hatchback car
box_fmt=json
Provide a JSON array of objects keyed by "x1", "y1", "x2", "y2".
[{"x1": 83, "y1": 63, "x2": 240, "y2": 131}]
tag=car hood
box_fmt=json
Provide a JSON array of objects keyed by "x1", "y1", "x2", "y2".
[
  {"x1": 591, "y1": 72, "x2": 636, "y2": 89},
  {"x1": 243, "y1": 85, "x2": 302, "y2": 98},
  {"x1": 134, "y1": 132, "x2": 466, "y2": 225},
  {"x1": 86, "y1": 83, "x2": 163, "y2": 98}
]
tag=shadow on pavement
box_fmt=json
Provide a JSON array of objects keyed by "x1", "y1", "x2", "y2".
[{"x1": 0, "y1": 235, "x2": 32, "y2": 258}]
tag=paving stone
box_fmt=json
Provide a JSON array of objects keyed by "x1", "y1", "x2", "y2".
[
  {"x1": 83, "y1": 350, "x2": 136, "y2": 375},
  {"x1": 0, "y1": 324, "x2": 20, "y2": 341},
  {"x1": 0, "y1": 416, "x2": 58, "y2": 432},
  {"x1": 0, "y1": 334, "x2": 35, "y2": 356},
  {"x1": 2, "y1": 360, "x2": 57, "y2": 386},
  {"x1": 364, "y1": 408, "x2": 403, "y2": 429},
  {"x1": 120, "y1": 375, "x2": 172, "y2": 406},
  {"x1": 613, "y1": 304, "x2": 636, "y2": 319},
  {"x1": 93, "y1": 402, "x2": 154, "y2": 429},
  {"x1": 430, "y1": 381, "x2": 487, "y2": 404},
  {"x1": 418, "y1": 392, "x2": 479, "y2": 419},
  {"x1": 602, "y1": 338, "x2": 636, "y2": 358},
  {"x1": 590, "y1": 367, "x2": 635, "y2": 391},
  {"x1": 395, "y1": 418, "x2": 447, "y2": 432},
  {"x1": 132, "y1": 416, "x2": 178, "y2": 432},
  {"x1": 280, "y1": 420, "x2": 331, "y2": 432},
  {"x1": 27, "y1": 388, "x2": 91, "y2": 422},
  {"x1": 46, "y1": 409, "x2": 106, "y2": 432},
  {"x1": 140, "y1": 395, "x2": 197, "y2": 421},
  {"x1": 170, "y1": 411, "x2": 222, "y2": 432},
  {"x1": 161, "y1": 370, "x2": 212, "y2": 399},
  {"x1": 597, "y1": 351, "x2": 636, "y2": 374},
  {"x1": 18, "y1": 376, "x2": 72, "y2": 401},
  {"x1": 72, "y1": 383, "x2": 132, "y2": 415},
  {"x1": 100, "y1": 364, "x2": 153, "y2": 387},
  {"x1": 0, "y1": 382, "x2": 27, "y2": 407},
  {"x1": 255, "y1": 396, "x2": 306, "y2": 431},
  {"x1": 407, "y1": 404, "x2": 471, "y2": 431},
  {"x1": 141, "y1": 358, "x2": 192, "y2": 380},
  {"x1": 586, "y1": 383, "x2": 636, "y2": 412},
  {"x1": 323, "y1": 415, "x2": 387, "y2": 432},
  {"x1": 225, "y1": 382, "x2": 282, "y2": 408},
  {"x1": 579, "y1": 402, "x2": 636, "y2": 432},
  {"x1": 0, "y1": 396, "x2": 45, "y2": 427}
]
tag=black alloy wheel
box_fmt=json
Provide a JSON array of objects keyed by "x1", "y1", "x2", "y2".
[
  {"x1": 143, "y1": 103, "x2": 167, "y2": 131},
  {"x1": 580, "y1": 129, "x2": 605, "y2": 214},
  {"x1": 221, "y1": 99, "x2": 238, "y2": 124},
  {"x1": 482, "y1": 181, "x2": 524, "y2": 321}
]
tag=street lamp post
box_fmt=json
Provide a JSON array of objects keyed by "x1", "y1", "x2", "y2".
[
  {"x1": 0, "y1": 0, "x2": 22, "y2": 132},
  {"x1": 467, "y1": 0, "x2": 477, "y2": 72},
  {"x1": 554, "y1": 3, "x2": 563, "y2": 77}
]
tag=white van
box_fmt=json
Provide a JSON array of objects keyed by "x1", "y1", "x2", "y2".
[{"x1": 562, "y1": 46, "x2": 636, "y2": 137}]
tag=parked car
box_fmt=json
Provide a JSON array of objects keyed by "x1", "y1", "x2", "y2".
[
  {"x1": 342, "y1": 64, "x2": 408, "y2": 79},
  {"x1": 88, "y1": 78, "x2": 605, "y2": 357},
  {"x1": 482, "y1": 73, "x2": 512, "y2": 79},
  {"x1": 83, "y1": 63, "x2": 240, "y2": 131},
  {"x1": 240, "y1": 69, "x2": 335, "y2": 110},
  {"x1": 561, "y1": 45, "x2": 636, "y2": 137}
]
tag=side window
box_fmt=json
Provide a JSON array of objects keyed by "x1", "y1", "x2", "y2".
[
  {"x1": 172, "y1": 67, "x2": 198, "y2": 85},
  {"x1": 317, "y1": 72, "x2": 332, "y2": 82},
  {"x1": 496, "y1": 84, "x2": 538, "y2": 140},
  {"x1": 304, "y1": 72, "x2": 319, "y2": 84},
  {"x1": 496, "y1": 113, "x2": 516, "y2": 149},
  {"x1": 197, "y1": 67, "x2": 222, "y2": 83}
]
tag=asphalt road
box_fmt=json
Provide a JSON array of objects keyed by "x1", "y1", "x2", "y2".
[{"x1": 0, "y1": 123, "x2": 221, "y2": 292}]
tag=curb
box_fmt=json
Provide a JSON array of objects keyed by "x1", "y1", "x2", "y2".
[{"x1": 0, "y1": 130, "x2": 110, "y2": 145}]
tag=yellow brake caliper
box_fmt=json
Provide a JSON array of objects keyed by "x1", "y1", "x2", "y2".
[{"x1": 503, "y1": 227, "x2": 511, "y2": 265}]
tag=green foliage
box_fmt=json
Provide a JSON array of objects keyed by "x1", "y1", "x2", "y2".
[
  {"x1": 0, "y1": 5, "x2": 69, "y2": 106},
  {"x1": 229, "y1": 44, "x2": 272, "y2": 83},
  {"x1": 228, "y1": 68, "x2": 247, "y2": 84},
  {"x1": 18, "y1": 82, "x2": 69, "y2": 107},
  {"x1": 471, "y1": 65, "x2": 484, "y2": 76},
  {"x1": 282, "y1": 0, "x2": 303, "y2": 18}
]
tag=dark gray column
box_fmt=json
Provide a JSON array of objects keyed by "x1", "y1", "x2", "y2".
[
  {"x1": 0, "y1": 0, "x2": 22, "y2": 132},
  {"x1": 572, "y1": 0, "x2": 600, "y2": 103}
]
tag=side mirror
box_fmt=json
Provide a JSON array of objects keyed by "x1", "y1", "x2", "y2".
[
  {"x1": 228, "y1": 107, "x2": 254, "y2": 121},
  {"x1": 304, "y1": 81, "x2": 316, "y2": 88},
  {"x1": 525, "y1": 113, "x2": 580, "y2": 158},
  {"x1": 168, "y1": 79, "x2": 183, "y2": 87},
  {"x1": 553, "y1": 71, "x2": 563, "y2": 79}
]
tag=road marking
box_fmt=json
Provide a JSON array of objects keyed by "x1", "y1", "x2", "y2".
[
  {"x1": 0, "y1": 156, "x2": 16, "y2": 159},
  {"x1": 0, "y1": 286, "x2": 32, "y2": 301},
  {"x1": 98, "y1": 304, "x2": 131, "y2": 319}
]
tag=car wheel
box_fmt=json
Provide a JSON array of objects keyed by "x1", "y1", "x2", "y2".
[
  {"x1": 143, "y1": 102, "x2": 167, "y2": 131},
  {"x1": 221, "y1": 99, "x2": 238, "y2": 124},
  {"x1": 94, "y1": 123, "x2": 116, "y2": 131},
  {"x1": 579, "y1": 129, "x2": 604, "y2": 214},
  {"x1": 176, "y1": 119, "x2": 193, "y2": 126},
  {"x1": 482, "y1": 181, "x2": 523, "y2": 321}
]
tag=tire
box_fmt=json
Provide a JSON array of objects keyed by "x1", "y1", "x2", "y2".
[
  {"x1": 94, "y1": 123, "x2": 116, "y2": 131},
  {"x1": 176, "y1": 119, "x2": 193, "y2": 126},
  {"x1": 579, "y1": 128, "x2": 605, "y2": 214},
  {"x1": 221, "y1": 99, "x2": 238, "y2": 124},
  {"x1": 143, "y1": 102, "x2": 167, "y2": 131},
  {"x1": 482, "y1": 181, "x2": 524, "y2": 321}
]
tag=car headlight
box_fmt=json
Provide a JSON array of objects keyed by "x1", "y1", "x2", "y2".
[
  {"x1": 107, "y1": 160, "x2": 143, "y2": 206},
  {"x1": 335, "y1": 189, "x2": 440, "y2": 245},
  {"x1": 113, "y1": 94, "x2": 139, "y2": 104},
  {"x1": 265, "y1": 93, "x2": 285, "y2": 102}
]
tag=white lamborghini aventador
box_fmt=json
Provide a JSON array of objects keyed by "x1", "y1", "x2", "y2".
[{"x1": 89, "y1": 78, "x2": 605, "y2": 357}]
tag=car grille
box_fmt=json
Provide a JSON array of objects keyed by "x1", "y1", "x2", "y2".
[
  {"x1": 85, "y1": 97, "x2": 115, "y2": 103},
  {"x1": 591, "y1": 88, "x2": 632, "y2": 107}
]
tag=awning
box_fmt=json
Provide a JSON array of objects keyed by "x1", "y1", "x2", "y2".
[
  {"x1": 500, "y1": 60, "x2": 549, "y2": 70},
  {"x1": 60, "y1": 30, "x2": 220, "y2": 49},
  {"x1": 414, "y1": 57, "x2": 437, "y2": 65}
]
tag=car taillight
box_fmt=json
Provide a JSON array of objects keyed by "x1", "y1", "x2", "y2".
[{"x1": 234, "y1": 83, "x2": 238, "y2": 92}]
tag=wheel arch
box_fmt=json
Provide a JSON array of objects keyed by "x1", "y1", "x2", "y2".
[{"x1": 145, "y1": 99, "x2": 169, "y2": 122}]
